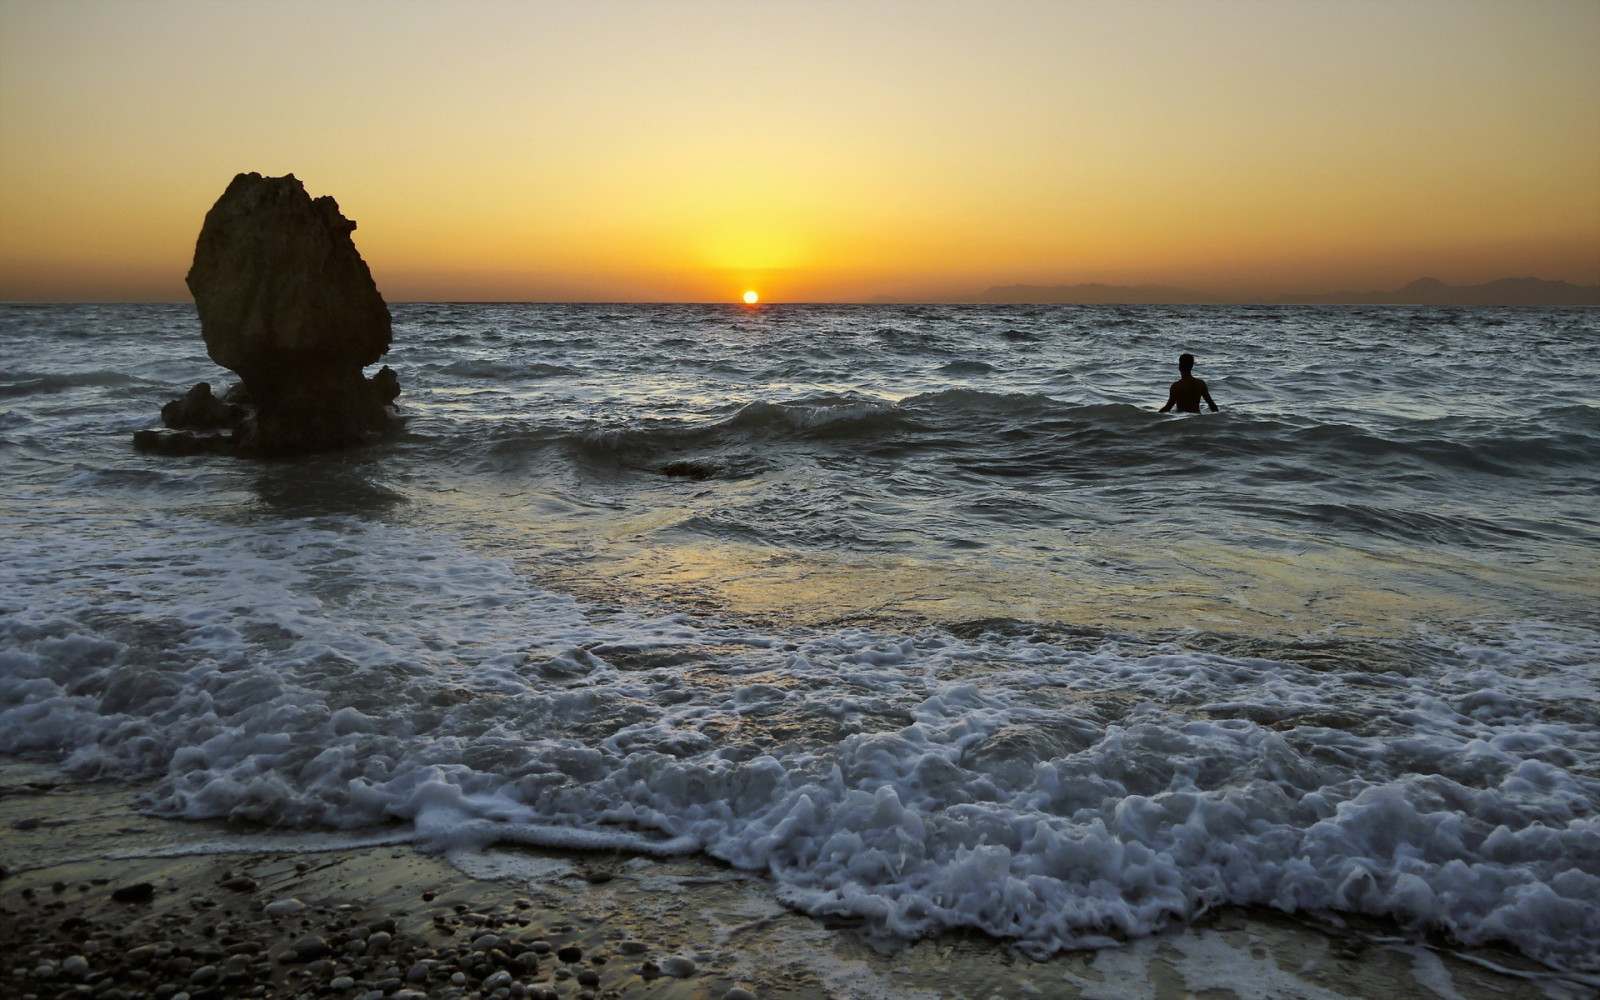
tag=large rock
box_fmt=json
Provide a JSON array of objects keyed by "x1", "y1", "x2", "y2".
[{"x1": 176, "y1": 171, "x2": 398, "y2": 455}]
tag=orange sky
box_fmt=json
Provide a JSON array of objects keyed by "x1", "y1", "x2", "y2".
[{"x1": 2, "y1": 0, "x2": 1597, "y2": 302}]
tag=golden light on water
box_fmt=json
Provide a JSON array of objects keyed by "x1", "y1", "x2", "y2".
[{"x1": 743, "y1": 290, "x2": 759, "y2": 305}]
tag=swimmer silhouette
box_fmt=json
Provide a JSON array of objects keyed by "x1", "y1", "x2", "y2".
[{"x1": 1159, "y1": 353, "x2": 1218, "y2": 413}]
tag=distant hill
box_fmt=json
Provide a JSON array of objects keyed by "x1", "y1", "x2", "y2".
[
  {"x1": 1279, "y1": 277, "x2": 1600, "y2": 306},
  {"x1": 913, "y1": 277, "x2": 1599, "y2": 306}
]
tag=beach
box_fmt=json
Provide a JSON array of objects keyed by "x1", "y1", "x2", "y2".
[{"x1": 3, "y1": 757, "x2": 1588, "y2": 1000}]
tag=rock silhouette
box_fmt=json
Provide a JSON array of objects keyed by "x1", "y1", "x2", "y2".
[{"x1": 136, "y1": 172, "x2": 400, "y2": 457}]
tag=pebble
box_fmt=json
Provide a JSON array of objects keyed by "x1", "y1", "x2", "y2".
[
  {"x1": 451, "y1": 971, "x2": 468, "y2": 986},
  {"x1": 617, "y1": 940, "x2": 648, "y2": 954},
  {"x1": 219, "y1": 875, "x2": 258, "y2": 892},
  {"x1": 661, "y1": 955, "x2": 697, "y2": 978},
  {"x1": 188, "y1": 965, "x2": 218, "y2": 985},
  {"x1": 61, "y1": 955, "x2": 89, "y2": 978},
  {"x1": 576, "y1": 968, "x2": 600, "y2": 987},
  {"x1": 472, "y1": 933, "x2": 501, "y2": 951},
  {"x1": 528, "y1": 939, "x2": 552, "y2": 953},
  {"x1": 726, "y1": 989, "x2": 758, "y2": 1000},
  {"x1": 556, "y1": 945, "x2": 583, "y2": 963},
  {"x1": 110, "y1": 882, "x2": 155, "y2": 903},
  {"x1": 406, "y1": 960, "x2": 430, "y2": 982},
  {"x1": 330, "y1": 976, "x2": 355, "y2": 990},
  {"x1": 366, "y1": 930, "x2": 392, "y2": 951},
  {"x1": 291, "y1": 934, "x2": 333, "y2": 960},
  {"x1": 483, "y1": 970, "x2": 513, "y2": 990},
  {"x1": 262, "y1": 898, "x2": 305, "y2": 917}
]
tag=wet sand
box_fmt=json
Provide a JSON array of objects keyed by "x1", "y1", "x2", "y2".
[{"x1": 1, "y1": 758, "x2": 1587, "y2": 1000}]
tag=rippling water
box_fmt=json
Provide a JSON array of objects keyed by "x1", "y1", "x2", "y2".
[{"x1": 2, "y1": 302, "x2": 1597, "y2": 970}]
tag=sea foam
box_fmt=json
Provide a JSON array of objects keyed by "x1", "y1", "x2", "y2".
[{"x1": 3, "y1": 508, "x2": 1596, "y2": 970}]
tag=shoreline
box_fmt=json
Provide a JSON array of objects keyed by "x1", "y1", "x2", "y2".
[{"x1": 2, "y1": 758, "x2": 1587, "y2": 1000}]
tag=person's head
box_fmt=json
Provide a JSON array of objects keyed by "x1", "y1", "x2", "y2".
[{"x1": 1178, "y1": 353, "x2": 1195, "y2": 374}]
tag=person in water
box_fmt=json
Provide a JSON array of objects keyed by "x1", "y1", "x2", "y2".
[{"x1": 1159, "y1": 353, "x2": 1219, "y2": 413}]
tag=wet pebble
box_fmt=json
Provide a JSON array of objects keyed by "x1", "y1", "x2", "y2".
[
  {"x1": 617, "y1": 940, "x2": 647, "y2": 954},
  {"x1": 726, "y1": 989, "x2": 758, "y2": 1000},
  {"x1": 576, "y1": 968, "x2": 600, "y2": 986},
  {"x1": 660, "y1": 955, "x2": 697, "y2": 978},
  {"x1": 262, "y1": 898, "x2": 305, "y2": 917},
  {"x1": 111, "y1": 882, "x2": 155, "y2": 903},
  {"x1": 483, "y1": 969, "x2": 513, "y2": 990},
  {"x1": 61, "y1": 954, "x2": 89, "y2": 978},
  {"x1": 330, "y1": 975, "x2": 355, "y2": 990},
  {"x1": 291, "y1": 934, "x2": 333, "y2": 960},
  {"x1": 556, "y1": 945, "x2": 582, "y2": 963}
]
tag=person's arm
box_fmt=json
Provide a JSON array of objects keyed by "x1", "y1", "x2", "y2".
[
  {"x1": 1159, "y1": 384, "x2": 1176, "y2": 412},
  {"x1": 1202, "y1": 385, "x2": 1218, "y2": 412}
]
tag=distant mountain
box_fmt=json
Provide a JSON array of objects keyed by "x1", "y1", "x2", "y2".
[
  {"x1": 1279, "y1": 277, "x2": 1600, "y2": 306},
  {"x1": 912, "y1": 277, "x2": 1599, "y2": 306}
]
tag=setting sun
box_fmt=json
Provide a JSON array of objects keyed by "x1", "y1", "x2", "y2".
[{"x1": 742, "y1": 290, "x2": 759, "y2": 304}]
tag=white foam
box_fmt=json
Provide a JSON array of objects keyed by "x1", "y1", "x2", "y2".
[{"x1": 3, "y1": 508, "x2": 1598, "y2": 972}]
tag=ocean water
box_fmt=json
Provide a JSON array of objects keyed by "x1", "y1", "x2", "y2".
[{"x1": 2, "y1": 302, "x2": 1597, "y2": 972}]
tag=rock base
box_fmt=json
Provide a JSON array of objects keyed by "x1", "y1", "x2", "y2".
[{"x1": 133, "y1": 366, "x2": 401, "y2": 458}]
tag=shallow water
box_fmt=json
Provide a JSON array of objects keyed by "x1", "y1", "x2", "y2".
[{"x1": 2, "y1": 302, "x2": 1597, "y2": 971}]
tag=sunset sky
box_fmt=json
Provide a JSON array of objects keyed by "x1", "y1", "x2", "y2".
[{"x1": 2, "y1": 0, "x2": 1597, "y2": 303}]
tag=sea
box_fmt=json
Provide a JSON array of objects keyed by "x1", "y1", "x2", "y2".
[{"x1": 2, "y1": 302, "x2": 1597, "y2": 975}]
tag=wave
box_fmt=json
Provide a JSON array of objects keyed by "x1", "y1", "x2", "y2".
[
  {"x1": 0, "y1": 370, "x2": 137, "y2": 398},
  {"x1": 431, "y1": 359, "x2": 579, "y2": 380},
  {"x1": 2, "y1": 513, "x2": 1596, "y2": 969},
  {"x1": 410, "y1": 394, "x2": 922, "y2": 474},
  {"x1": 408, "y1": 385, "x2": 1599, "y2": 500}
]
